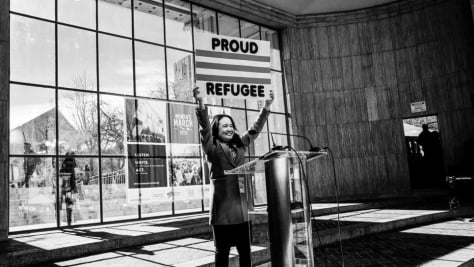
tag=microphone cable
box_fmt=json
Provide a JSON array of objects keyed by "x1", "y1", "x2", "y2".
[{"x1": 326, "y1": 147, "x2": 345, "y2": 267}]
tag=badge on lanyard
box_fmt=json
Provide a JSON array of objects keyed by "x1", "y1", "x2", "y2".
[{"x1": 238, "y1": 176, "x2": 245, "y2": 193}]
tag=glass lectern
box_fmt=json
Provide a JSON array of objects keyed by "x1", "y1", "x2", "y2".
[{"x1": 225, "y1": 150, "x2": 327, "y2": 267}]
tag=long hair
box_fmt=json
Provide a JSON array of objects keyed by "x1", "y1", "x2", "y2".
[{"x1": 210, "y1": 114, "x2": 243, "y2": 148}]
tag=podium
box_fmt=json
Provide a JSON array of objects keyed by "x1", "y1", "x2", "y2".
[{"x1": 226, "y1": 150, "x2": 327, "y2": 267}]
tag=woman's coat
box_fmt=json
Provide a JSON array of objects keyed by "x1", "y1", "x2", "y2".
[{"x1": 196, "y1": 106, "x2": 270, "y2": 225}]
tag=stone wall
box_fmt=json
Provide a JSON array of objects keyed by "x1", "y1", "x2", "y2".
[{"x1": 281, "y1": 0, "x2": 474, "y2": 200}]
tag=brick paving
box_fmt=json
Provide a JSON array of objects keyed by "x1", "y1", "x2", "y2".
[{"x1": 314, "y1": 218, "x2": 474, "y2": 267}]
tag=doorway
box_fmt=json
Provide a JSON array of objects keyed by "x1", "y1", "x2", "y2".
[{"x1": 403, "y1": 115, "x2": 445, "y2": 189}]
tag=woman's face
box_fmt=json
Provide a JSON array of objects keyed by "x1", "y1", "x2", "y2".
[{"x1": 218, "y1": 117, "x2": 234, "y2": 143}]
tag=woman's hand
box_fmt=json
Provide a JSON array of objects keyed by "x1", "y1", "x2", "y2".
[
  {"x1": 264, "y1": 90, "x2": 274, "y2": 110},
  {"x1": 193, "y1": 86, "x2": 202, "y2": 101},
  {"x1": 193, "y1": 86, "x2": 205, "y2": 109}
]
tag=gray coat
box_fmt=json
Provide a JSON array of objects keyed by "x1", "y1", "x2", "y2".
[{"x1": 196, "y1": 106, "x2": 270, "y2": 225}]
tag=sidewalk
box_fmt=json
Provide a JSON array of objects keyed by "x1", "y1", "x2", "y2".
[{"x1": 2, "y1": 195, "x2": 474, "y2": 266}]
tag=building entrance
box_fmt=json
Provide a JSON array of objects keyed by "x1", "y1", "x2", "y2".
[{"x1": 403, "y1": 115, "x2": 445, "y2": 190}]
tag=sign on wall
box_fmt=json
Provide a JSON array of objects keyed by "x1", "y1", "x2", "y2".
[
  {"x1": 410, "y1": 101, "x2": 427, "y2": 113},
  {"x1": 194, "y1": 33, "x2": 271, "y2": 100}
]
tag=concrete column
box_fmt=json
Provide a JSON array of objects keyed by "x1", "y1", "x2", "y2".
[{"x1": 0, "y1": 0, "x2": 9, "y2": 242}]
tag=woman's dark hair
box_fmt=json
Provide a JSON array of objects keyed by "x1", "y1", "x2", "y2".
[{"x1": 211, "y1": 114, "x2": 243, "y2": 147}]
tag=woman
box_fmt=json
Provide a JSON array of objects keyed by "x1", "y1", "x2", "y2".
[{"x1": 194, "y1": 87, "x2": 273, "y2": 267}]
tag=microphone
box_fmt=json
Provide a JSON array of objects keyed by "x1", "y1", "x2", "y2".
[
  {"x1": 248, "y1": 130, "x2": 323, "y2": 152},
  {"x1": 248, "y1": 130, "x2": 283, "y2": 151}
]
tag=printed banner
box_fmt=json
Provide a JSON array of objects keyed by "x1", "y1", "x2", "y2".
[
  {"x1": 194, "y1": 33, "x2": 271, "y2": 100},
  {"x1": 125, "y1": 98, "x2": 168, "y2": 204},
  {"x1": 169, "y1": 103, "x2": 199, "y2": 144}
]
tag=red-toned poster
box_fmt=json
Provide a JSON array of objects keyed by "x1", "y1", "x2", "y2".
[{"x1": 169, "y1": 103, "x2": 199, "y2": 144}]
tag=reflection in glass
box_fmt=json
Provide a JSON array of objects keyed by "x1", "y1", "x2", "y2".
[
  {"x1": 102, "y1": 157, "x2": 138, "y2": 221},
  {"x1": 192, "y1": 5, "x2": 217, "y2": 34},
  {"x1": 217, "y1": 13, "x2": 239, "y2": 37},
  {"x1": 268, "y1": 113, "x2": 288, "y2": 148},
  {"x1": 134, "y1": 0, "x2": 164, "y2": 44},
  {"x1": 10, "y1": 15, "x2": 55, "y2": 86},
  {"x1": 11, "y1": 0, "x2": 54, "y2": 20},
  {"x1": 140, "y1": 153, "x2": 173, "y2": 218},
  {"x1": 172, "y1": 157, "x2": 203, "y2": 214},
  {"x1": 58, "y1": 0, "x2": 96, "y2": 29},
  {"x1": 100, "y1": 95, "x2": 126, "y2": 155},
  {"x1": 247, "y1": 111, "x2": 270, "y2": 157},
  {"x1": 58, "y1": 26, "x2": 97, "y2": 90},
  {"x1": 99, "y1": 34, "x2": 133, "y2": 95},
  {"x1": 135, "y1": 41, "x2": 167, "y2": 99},
  {"x1": 58, "y1": 90, "x2": 99, "y2": 155},
  {"x1": 167, "y1": 48, "x2": 194, "y2": 102},
  {"x1": 98, "y1": 0, "x2": 132, "y2": 37},
  {"x1": 9, "y1": 157, "x2": 57, "y2": 231},
  {"x1": 58, "y1": 156, "x2": 100, "y2": 226},
  {"x1": 126, "y1": 99, "x2": 168, "y2": 143},
  {"x1": 164, "y1": 0, "x2": 193, "y2": 50},
  {"x1": 262, "y1": 27, "x2": 281, "y2": 71},
  {"x1": 10, "y1": 84, "x2": 56, "y2": 155},
  {"x1": 240, "y1": 20, "x2": 260, "y2": 40}
]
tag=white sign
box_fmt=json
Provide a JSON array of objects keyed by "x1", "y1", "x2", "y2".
[
  {"x1": 194, "y1": 33, "x2": 271, "y2": 100},
  {"x1": 410, "y1": 101, "x2": 427, "y2": 113}
]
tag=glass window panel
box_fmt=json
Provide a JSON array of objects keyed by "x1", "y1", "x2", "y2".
[
  {"x1": 102, "y1": 157, "x2": 139, "y2": 221},
  {"x1": 164, "y1": 0, "x2": 192, "y2": 50},
  {"x1": 9, "y1": 156, "x2": 57, "y2": 231},
  {"x1": 10, "y1": 15, "x2": 55, "y2": 86},
  {"x1": 240, "y1": 20, "x2": 259, "y2": 40},
  {"x1": 135, "y1": 41, "x2": 166, "y2": 99},
  {"x1": 100, "y1": 95, "x2": 126, "y2": 155},
  {"x1": 172, "y1": 157, "x2": 203, "y2": 214},
  {"x1": 167, "y1": 48, "x2": 194, "y2": 102},
  {"x1": 192, "y1": 5, "x2": 217, "y2": 34},
  {"x1": 11, "y1": 0, "x2": 54, "y2": 20},
  {"x1": 98, "y1": 0, "x2": 132, "y2": 37},
  {"x1": 261, "y1": 27, "x2": 281, "y2": 71},
  {"x1": 126, "y1": 98, "x2": 168, "y2": 144},
  {"x1": 217, "y1": 13, "x2": 239, "y2": 37},
  {"x1": 58, "y1": 0, "x2": 96, "y2": 29},
  {"x1": 268, "y1": 113, "x2": 288, "y2": 148},
  {"x1": 58, "y1": 26, "x2": 97, "y2": 90},
  {"x1": 10, "y1": 84, "x2": 56, "y2": 155},
  {"x1": 58, "y1": 90, "x2": 99, "y2": 155},
  {"x1": 99, "y1": 34, "x2": 134, "y2": 95},
  {"x1": 58, "y1": 156, "x2": 100, "y2": 226},
  {"x1": 247, "y1": 111, "x2": 269, "y2": 157},
  {"x1": 134, "y1": 0, "x2": 164, "y2": 44}
]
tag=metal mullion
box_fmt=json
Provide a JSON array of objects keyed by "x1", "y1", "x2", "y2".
[
  {"x1": 9, "y1": 81, "x2": 55, "y2": 90},
  {"x1": 54, "y1": 0, "x2": 60, "y2": 229},
  {"x1": 162, "y1": 1, "x2": 170, "y2": 102},
  {"x1": 188, "y1": 4, "x2": 205, "y2": 212},
  {"x1": 160, "y1": 0, "x2": 175, "y2": 215},
  {"x1": 9, "y1": 11, "x2": 55, "y2": 24},
  {"x1": 131, "y1": 0, "x2": 142, "y2": 219},
  {"x1": 277, "y1": 31, "x2": 292, "y2": 148},
  {"x1": 95, "y1": 0, "x2": 104, "y2": 224},
  {"x1": 57, "y1": 21, "x2": 96, "y2": 33},
  {"x1": 134, "y1": 38, "x2": 165, "y2": 48}
]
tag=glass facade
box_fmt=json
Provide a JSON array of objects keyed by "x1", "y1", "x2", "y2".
[{"x1": 9, "y1": 0, "x2": 286, "y2": 231}]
